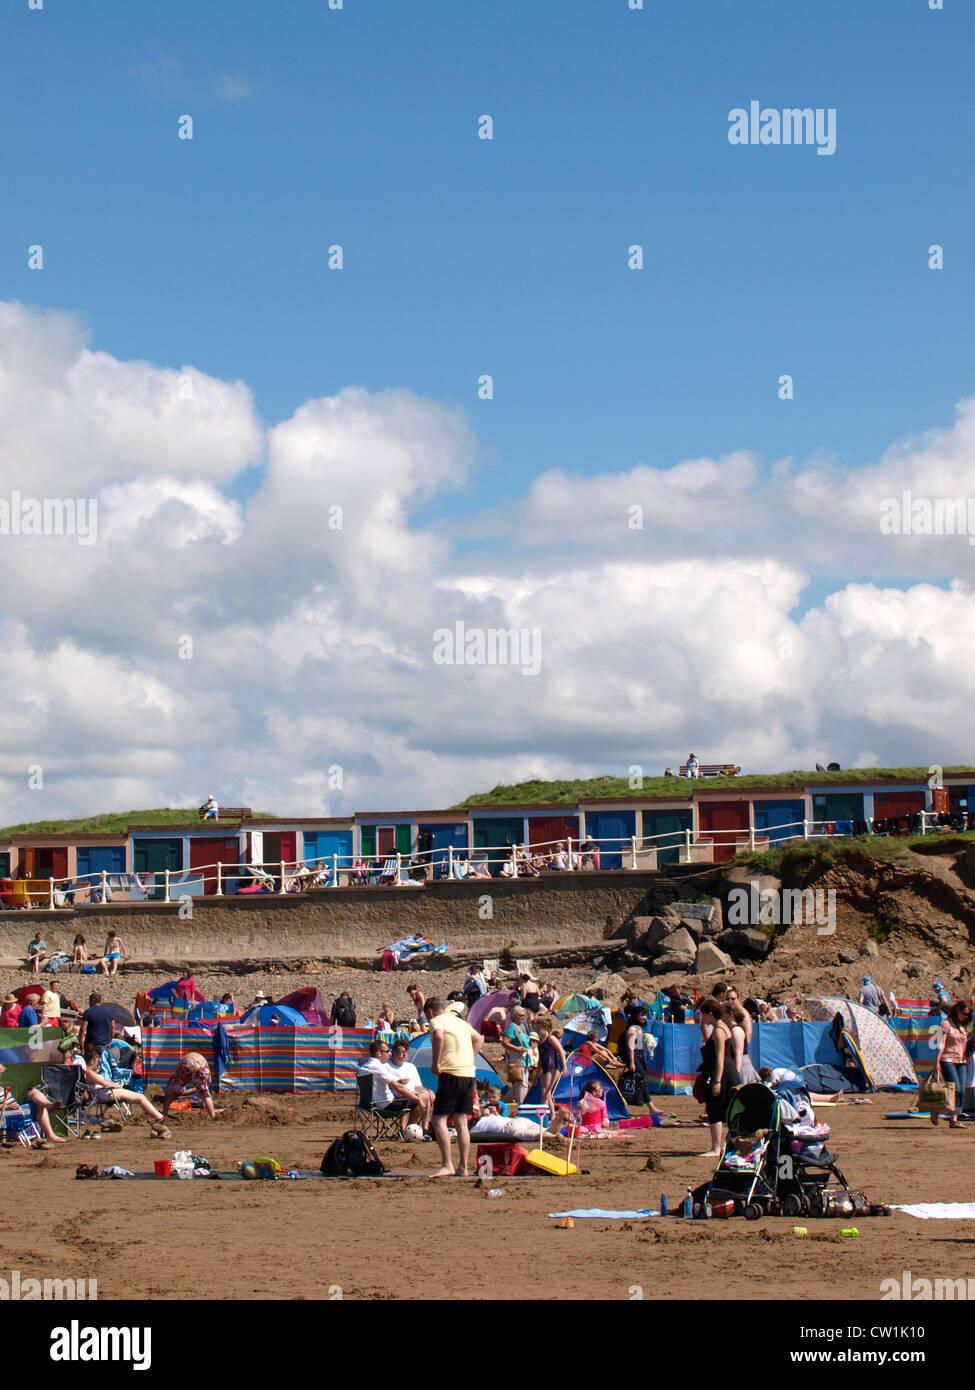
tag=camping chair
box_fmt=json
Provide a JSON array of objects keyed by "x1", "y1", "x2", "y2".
[
  {"x1": 515, "y1": 958, "x2": 534, "y2": 978},
  {"x1": 1, "y1": 1103, "x2": 42, "y2": 1148},
  {"x1": 352, "y1": 1074, "x2": 406, "y2": 1141},
  {"x1": 379, "y1": 858, "x2": 399, "y2": 885}
]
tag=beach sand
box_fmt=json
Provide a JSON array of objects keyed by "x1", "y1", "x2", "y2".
[{"x1": 0, "y1": 1090, "x2": 966, "y2": 1301}]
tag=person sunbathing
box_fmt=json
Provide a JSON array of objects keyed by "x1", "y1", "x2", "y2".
[
  {"x1": 99, "y1": 931, "x2": 128, "y2": 976},
  {"x1": 584, "y1": 1031, "x2": 624, "y2": 1070}
]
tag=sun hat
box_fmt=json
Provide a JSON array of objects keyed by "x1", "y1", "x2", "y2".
[
  {"x1": 252, "y1": 990, "x2": 267, "y2": 1001},
  {"x1": 3, "y1": 994, "x2": 16, "y2": 1005}
]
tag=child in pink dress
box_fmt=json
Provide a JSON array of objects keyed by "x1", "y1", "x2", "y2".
[{"x1": 577, "y1": 1080, "x2": 610, "y2": 1134}]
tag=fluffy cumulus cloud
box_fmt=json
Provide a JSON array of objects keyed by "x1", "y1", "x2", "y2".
[{"x1": 0, "y1": 298, "x2": 972, "y2": 825}]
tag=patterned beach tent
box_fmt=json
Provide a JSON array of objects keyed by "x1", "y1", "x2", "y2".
[{"x1": 804, "y1": 997, "x2": 918, "y2": 1088}]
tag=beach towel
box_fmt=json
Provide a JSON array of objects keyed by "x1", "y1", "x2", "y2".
[
  {"x1": 548, "y1": 1209, "x2": 655, "y2": 1220},
  {"x1": 892, "y1": 1203, "x2": 975, "y2": 1219}
]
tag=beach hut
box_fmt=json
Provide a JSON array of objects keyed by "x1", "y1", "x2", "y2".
[
  {"x1": 581, "y1": 810, "x2": 636, "y2": 870},
  {"x1": 640, "y1": 808, "x2": 692, "y2": 866}
]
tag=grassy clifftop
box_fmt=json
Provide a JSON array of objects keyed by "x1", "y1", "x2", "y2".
[
  {"x1": 0, "y1": 808, "x2": 274, "y2": 838},
  {"x1": 456, "y1": 766, "x2": 973, "y2": 807}
]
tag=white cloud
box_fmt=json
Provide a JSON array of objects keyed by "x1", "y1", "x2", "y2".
[
  {"x1": 0, "y1": 299, "x2": 972, "y2": 824},
  {"x1": 215, "y1": 72, "x2": 256, "y2": 103}
]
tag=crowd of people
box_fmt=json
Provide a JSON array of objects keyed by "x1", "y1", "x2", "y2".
[{"x1": 4, "y1": 954, "x2": 968, "y2": 1168}]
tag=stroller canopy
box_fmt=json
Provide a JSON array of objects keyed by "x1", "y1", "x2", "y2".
[{"x1": 726, "y1": 1082, "x2": 778, "y2": 1134}]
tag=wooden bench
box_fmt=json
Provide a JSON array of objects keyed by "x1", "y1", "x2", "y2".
[
  {"x1": 679, "y1": 763, "x2": 741, "y2": 778},
  {"x1": 197, "y1": 806, "x2": 252, "y2": 821}
]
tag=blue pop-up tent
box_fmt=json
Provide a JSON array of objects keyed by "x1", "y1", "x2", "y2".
[
  {"x1": 238, "y1": 1003, "x2": 309, "y2": 1027},
  {"x1": 524, "y1": 1051, "x2": 629, "y2": 1119},
  {"x1": 407, "y1": 1036, "x2": 503, "y2": 1092}
]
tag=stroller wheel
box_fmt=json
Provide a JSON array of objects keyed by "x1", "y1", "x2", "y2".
[
  {"x1": 744, "y1": 1202, "x2": 762, "y2": 1221},
  {"x1": 781, "y1": 1194, "x2": 802, "y2": 1217},
  {"x1": 800, "y1": 1195, "x2": 811, "y2": 1215}
]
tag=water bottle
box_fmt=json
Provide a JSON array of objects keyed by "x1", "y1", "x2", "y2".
[
  {"x1": 683, "y1": 1186, "x2": 693, "y2": 1218},
  {"x1": 660, "y1": 1193, "x2": 667, "y2": 1217}
]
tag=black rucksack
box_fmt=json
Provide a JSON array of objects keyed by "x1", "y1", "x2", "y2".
[
  {"x1": 320, "y1": 1130, "x2": 385, "y2": 1177},
  {"x1": 334, "y1": 999, "x2": 356, "y2": 1028}
]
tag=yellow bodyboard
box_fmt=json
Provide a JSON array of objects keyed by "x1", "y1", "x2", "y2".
[{"x1": 524, "y1": 1150, "x2": 577, "y2": 1176}]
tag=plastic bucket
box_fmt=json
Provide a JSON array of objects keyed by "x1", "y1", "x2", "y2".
[{"x1": 153, "y1": 1159, "x2": 172, "y2": 1177}]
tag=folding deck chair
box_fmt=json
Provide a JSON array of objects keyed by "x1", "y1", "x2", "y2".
[{"x1": 352, "y1": 1074, "x2": 406, "y2": 1141}]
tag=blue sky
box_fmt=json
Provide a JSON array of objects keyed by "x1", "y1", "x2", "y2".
[
  {"x1": 0, "y1": 0, "x2": 972, "y2": 819},
  {"x1": 3, "y1": 0, "x2": 971, "y2": 517}
]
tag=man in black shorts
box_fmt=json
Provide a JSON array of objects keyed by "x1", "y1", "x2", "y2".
[{"x1": 423, "y1": 996, "x2": 483, "y2": 1178}]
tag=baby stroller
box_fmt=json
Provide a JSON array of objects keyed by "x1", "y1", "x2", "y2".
[{"x1": 692, "y1": 1082, "x2": 870, "y2": 1220}]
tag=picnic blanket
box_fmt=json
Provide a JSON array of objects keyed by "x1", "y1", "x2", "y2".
[{"x1": 892, "y1": 1203, "x2": 975, "y2": 1219}]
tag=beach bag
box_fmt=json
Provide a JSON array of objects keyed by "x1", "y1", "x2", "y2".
[
  {"x1": 475, "y1": 1143, "x2": 530, "y2": 1177},
  {"x1": 920, "y1": 1078, "x2": 955, "y2": 1115},
  {"x1": 619, "y1": 1071, "x2": 648, "y2": 1106},
  {"x1": 692, "y1": 1071, "x2": 707, "y2": 1104},
  {"x1": 320, "y1": 1130, "x2": 384, "y2": 1177}
]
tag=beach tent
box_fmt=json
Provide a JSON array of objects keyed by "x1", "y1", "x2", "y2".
[
  {"x1": 801, "y1": 1061, "x2": 863, "y2": 1094},
  {"x1": 277, "y1": 988, "x2": 329, "y2": 1025},
  {"x1": 524, "y1": 1049, "x2": 629, "y2": 1120},
  {"x1": 804, "y1": 997, "x2": 918, "y2": 1088},
  {"x1": 467, "y1": 990, "x2": 515, "y2": 1033},
  {"x1": 238, "y1": 1003, "x2": 309, "y2": 1027},
  {"x1": 407, "y1": 1036, "x2": 502, "y2": 1093}
]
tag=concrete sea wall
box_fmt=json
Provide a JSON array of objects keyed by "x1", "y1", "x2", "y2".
[{"x1": 0, "y1": 870, "x2": 713, "y2": 967}]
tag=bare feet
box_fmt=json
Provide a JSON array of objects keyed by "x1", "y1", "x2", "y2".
[
  {"x1": 454, "y1": 1169, "x2": 469, "y2": 1178},
  {"x1": 699, "y1": 1149, "x2": 721, "y2": 1158},
  {"x1": 429, "y1": 1166, "x2": 456, "y2": 1178}
]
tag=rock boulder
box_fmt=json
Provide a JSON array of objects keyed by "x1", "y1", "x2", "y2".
[{"x1": 694, "y1": 941, "x2": 733, "y2": 974}]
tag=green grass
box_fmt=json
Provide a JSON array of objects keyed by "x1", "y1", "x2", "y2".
[
  {"x1": 733, "y1": 835, "x2": 916, "y2": 879},
  {"x1": 0, "y1": 808, "x2": 275, "y2": 838},
  {"x1": 456, "y1": 766, "x2": 975, "y2": 807}
]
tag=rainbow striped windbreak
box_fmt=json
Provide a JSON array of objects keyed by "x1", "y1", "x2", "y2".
[{"x1": 143, "y1": 1026, "x2": 374, "y2": 1092}]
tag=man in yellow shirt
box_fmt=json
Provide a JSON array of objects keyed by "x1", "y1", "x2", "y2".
[{"x1": 423, "y1": 997, "x2": 484, "y2": 1178}]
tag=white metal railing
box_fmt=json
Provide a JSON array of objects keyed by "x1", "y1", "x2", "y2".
[{"x1": 3, "y1": 810, "x2": 965, "y2": 910}]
